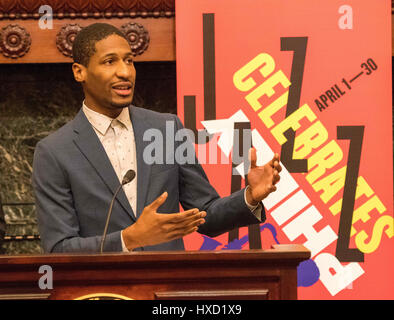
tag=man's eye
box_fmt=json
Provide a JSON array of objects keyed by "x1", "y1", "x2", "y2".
[
  {"x1": 126, "y1": 59, "x2": 133, "y2": 64},
  {"x1": 104, "y1": 60, "x2": 114, "y2": 65}
]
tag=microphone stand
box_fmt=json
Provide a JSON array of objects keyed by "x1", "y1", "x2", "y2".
[
  {"x1": 100, "y1": 184, "x2": 123, "y2": 254},
  {"x1": 100, "y1": 169, "x2": 135, "y2": 253}
]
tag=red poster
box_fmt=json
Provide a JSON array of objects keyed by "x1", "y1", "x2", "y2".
[{"x1": 176, "y1": 0, "x2": 393, "y2": 299}]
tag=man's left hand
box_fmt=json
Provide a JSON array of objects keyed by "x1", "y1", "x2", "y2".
[{"x1": 246, "y1": 148, "x2": 282, "y2": 206}]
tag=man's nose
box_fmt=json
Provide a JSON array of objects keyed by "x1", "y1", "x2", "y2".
[{"x1": 116, "y1": 60, "x2": 135, "y2": 79}]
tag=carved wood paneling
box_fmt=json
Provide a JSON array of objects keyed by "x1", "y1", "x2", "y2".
[
  {"x1": 0, "y1": 17, "x2": 175, "y2": 63},
  {"x1": 0, "y1": 293, "x2": 50, "y2": 300},
  {"x1": 0, "y1": 24, "x2": 31, "y2": 58},
  {"x1": 55, "y1": 23, "x2": 82, "y2": 57},
  {"x1": 0, "y1": 0, "x2": 175, "y2": 62},
  {"x1": 154, "y1": 289, "x2": 270, "y2": 300},
  {"x1": 54, "y1": 22, "x2": 150, "y2": 58},
  {"x1": 0, "y1": 246, "x2": 310, "y2": 300},
  {"x1": 0, "y1": 0, "x2": 175, "y2": 20},
  {"x1": 121, "y1": 22, "x2": 150, "y2": 56}
]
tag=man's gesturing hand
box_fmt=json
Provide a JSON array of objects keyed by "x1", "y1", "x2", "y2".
[
  {"x1": 122, "y1": 192, "x2": 206, "y2": 251},
  {"x1": 246, "y1": 148, "x2": 282, "y2": 206}
]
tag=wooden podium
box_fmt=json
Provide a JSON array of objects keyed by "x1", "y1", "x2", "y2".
[{"x1": 0, "y1": 244, "x2": 310, "y2": 300}]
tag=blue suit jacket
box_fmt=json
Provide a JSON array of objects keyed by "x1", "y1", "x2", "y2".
[{"x1": 33, "y1": 106, "x2": 264, "y2": 253}]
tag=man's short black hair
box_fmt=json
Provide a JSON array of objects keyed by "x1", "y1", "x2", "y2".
[{"x1": 72, "y1": 23, "x2": 129, "y2": 67}]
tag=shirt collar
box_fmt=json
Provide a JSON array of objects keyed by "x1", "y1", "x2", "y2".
[{"x1": 82, "y1": 101, "x2": 132, "y2": 135}]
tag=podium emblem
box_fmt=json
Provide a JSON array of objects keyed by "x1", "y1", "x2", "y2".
[{"x1": 74, "y1": 293, "x2": 133, "y2": 300}]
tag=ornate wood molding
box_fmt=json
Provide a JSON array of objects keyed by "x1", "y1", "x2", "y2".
[
  {"x1": 55, "y1": 22, "x2": 150, "y2": 58},
  {"x1": 0, "y1": 1, "x2": 176, "y2": 63},
  {"x1": 56, "y1": 23, "x2": 82, "y2": 57},
  {"x1": 121, "y1": 22, "x2": 150, "y2": 56},
  {"x1": 0, "y1": 0, "x2": 175, "y2": 20},
  {"x1": 0, "y1": 24, "x2": 31, "y2": 58}
]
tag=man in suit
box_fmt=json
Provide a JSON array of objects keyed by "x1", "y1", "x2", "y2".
[{"x1": 33, "y1": 23, "x2": 281, "y2": 253}]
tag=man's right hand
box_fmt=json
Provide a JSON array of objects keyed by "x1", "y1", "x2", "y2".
[{"x1": 122, "y1": 192, "x2": 206, "y2": 251}]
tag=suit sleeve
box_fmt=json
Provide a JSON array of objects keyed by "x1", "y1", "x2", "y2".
[
  {"x1": 173, "y1": 115, "x2": 265, "y2": 238},
  {"x1": 32, "y1": 141, "x2": 122, "y2": 253}
]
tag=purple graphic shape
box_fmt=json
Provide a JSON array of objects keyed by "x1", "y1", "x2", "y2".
[
  {"x1": 198, "y1": 223, "x2": 320, "y2": 287},
  {"x1": 260, "y1": 223, "x2": 280, "y2": 244},
  {"x1": 199, "y1": 235, "x2": 222, "y2": 250},
  {"x1": 223, "y1": 223, "x2": 280, "y2": 249},
  {"x1": 297, "y1": 259, "x2": 320, "y2": 287},
  {"x1": 199, "y1": 223, "x2": 279, "y2": 250}
]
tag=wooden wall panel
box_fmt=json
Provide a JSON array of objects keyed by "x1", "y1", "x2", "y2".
[
  {"x1": 0, "y1": 18, "x2": 175, "y2": 63},
  {"x1": 0, "y1": 0, "x2": 175, "y2": 63}
]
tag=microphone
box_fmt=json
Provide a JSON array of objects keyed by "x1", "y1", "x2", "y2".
[
  {"x1": 121, "y1": 169, "x2": 136, "y2": 185},
  {"x1": 100, "y1": 169, "x2": 136, "y2": 253}
]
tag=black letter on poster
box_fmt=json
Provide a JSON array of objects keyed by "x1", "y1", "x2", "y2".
[
  {"x1": 228, "y1": 122, "x2": 262, "y2": 249},
  {"x1": 280, "y1": 37, "x2": 308, "y2": 172},
  {"x1": 184, "y1": 13, "x2": 216, "y2": 143},
  {"x1": 335, "y1": 126, "x2": 365, "y2": 262}
]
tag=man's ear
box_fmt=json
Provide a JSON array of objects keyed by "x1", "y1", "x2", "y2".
[{"x1": 72, "y1": 63, "x2": 86, "y2": 83}]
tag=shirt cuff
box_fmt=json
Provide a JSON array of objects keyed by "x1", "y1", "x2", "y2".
[
  {"x1": 120, "y1": 230, "x2": 130, "y2": 252},
  {"x1": 244, "y1": 186, "x2": 263, "y2": 221}
]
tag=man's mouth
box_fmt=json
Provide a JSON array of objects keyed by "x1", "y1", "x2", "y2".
[{"x1": 111, "y1": 82, "x2": 133, "y2": 97}]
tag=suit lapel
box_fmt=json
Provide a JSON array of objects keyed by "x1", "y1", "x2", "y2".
[
  {"x1": 129, "y1": 106, "x2": 152, "y2": 218},
  {"x1": 72, "y1": 108, "x2": 136, "y2": 221}
]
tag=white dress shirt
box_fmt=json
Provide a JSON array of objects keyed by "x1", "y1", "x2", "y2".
[
  {"x1": 82, "y1": 103, "x2": 262, "y2": 252},
  {"x1": 82, "y1": 103, "x2": 137, "y2": 251}
]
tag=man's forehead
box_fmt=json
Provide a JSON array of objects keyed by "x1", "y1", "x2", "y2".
[{"x1": 94, "y1": 34, "x2": 132, "y2": 57}]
